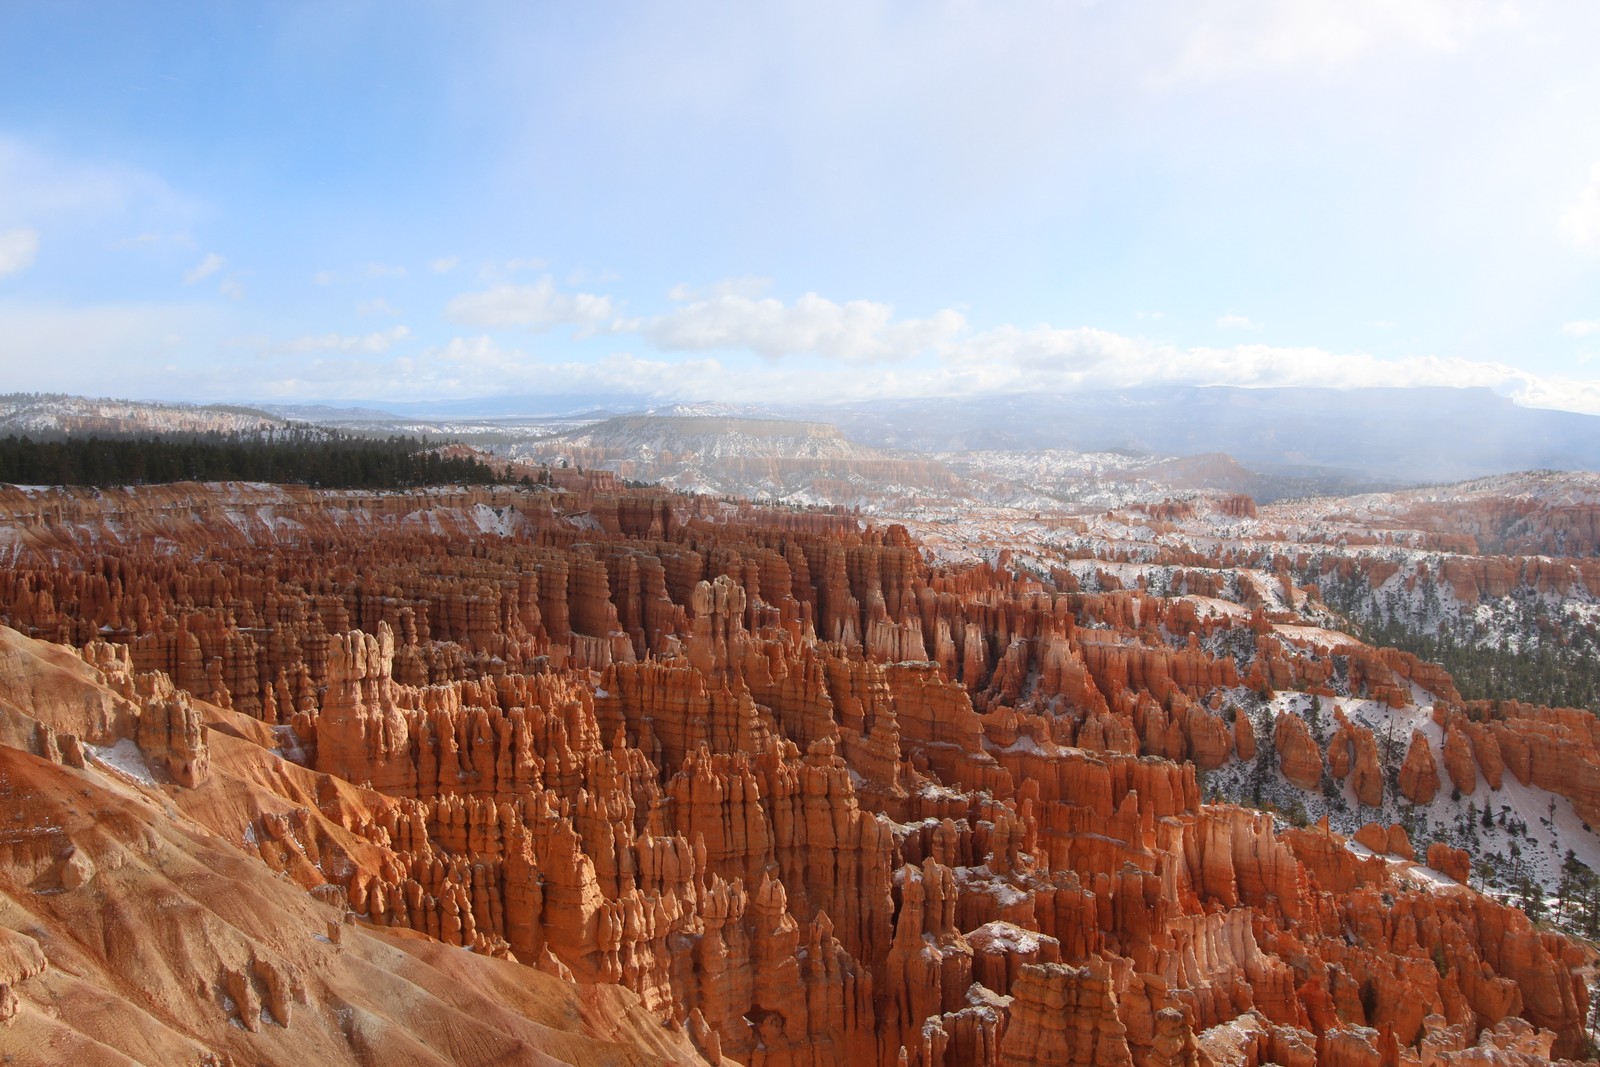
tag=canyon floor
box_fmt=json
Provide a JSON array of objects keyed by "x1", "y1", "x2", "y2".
[{"x1": 0, "y1": 475, "x2": 1596, "y2": 1065}]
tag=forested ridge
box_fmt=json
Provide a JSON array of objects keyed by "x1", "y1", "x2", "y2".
[
  {"x1": 1358, "y1": 618, "x2": 1600, "y2": 714},
  {"x1": 0, "y1": 428, "x2": 505, "y2": 489}
]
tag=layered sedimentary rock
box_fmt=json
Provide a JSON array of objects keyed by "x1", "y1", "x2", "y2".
[{"x1": 0, "y1": 481, "x2": 1591, "y2": 1065}]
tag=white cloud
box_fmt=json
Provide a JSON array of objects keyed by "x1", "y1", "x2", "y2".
[
  {"x1": 237, "y1": 332, "x2": 727, "y2": 403},
  {"x1": 415, "y1": 339, "x2": 721, "y2": 397},
  {"x1": 229, "y1": 329, "x2": 1600, "y2": 412},
  {"x1": 357, "y1": 298, "x2": 402, "y2": 317},
  {"x1": 276, "y1": 326, "x2": 412, "y2": 355},
  {"x1": 445, "y1": 277, "x2": 619, "y2": 332},
  {"x1": 943, "y1": 324, "x2": 1145, "y2": 373},
  {"x1": 365, "y1": 262, "x2": 407, "y2": 279},
  {"x1": 218, "y1": 274, "x2": 247, "y2": 300},
  {"x1": 1158, "y1": 0, "x2": 1518, "y2": 85},
  {"x1": 1562, "y1": 319, "x2": 1600, "y2": 337},
  {"x1": 0, "y1": 227, "x2": 39, "y2": 277},
  {"x1": 311, "y1": 269, "x2": 338, "y2": 286},
  {"x1": 637, "y1": 291, "x2": 965, "y2": 362},
  {"x1": 1506, "y1": 375, "x2": 1600, "y2": 416},
  {"x1": 398, "y1": 326, "x2": 1599, "y2": 413},
  {"x1": 430, "y1": 255, "x2": 460, "y2": 274},
  {"x1": 1216, "y1": 314, "x2": 1257, "y2": 330},
  {"x1": 932, "y1": 322, "x2": 1600, "y2": 412},
  {"x1": 1561, "y1": 162, "x2": 1600, "y2": 250},
  {"x1": 184, "y1": 253, "x2": 226, "y2": 285}
]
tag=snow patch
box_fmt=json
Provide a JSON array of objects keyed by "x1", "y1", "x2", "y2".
[
  {"x1": 86, "y1": 738, "x2": 156, "y2": 786},
  {"x1": 968, "y1": 920, "x2": 1045, "y2": 954}
]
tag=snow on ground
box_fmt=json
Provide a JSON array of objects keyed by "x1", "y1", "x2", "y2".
[
  {"x1": 402, "y1": 509, "x2": 448, "y2": 535},
  {"x1": 469, "y1": 502, "x2": 525, "y2": 537},
  {"x1": 1462, "y1": 768, "x2": 1600, "y2": 894},
  {"x1": 1272, "y1": 625, "x2": 1358, "y2": 651},
  {"x1": 272, "y1": 724, "x2": 311, "y2": 765},
  {"x1": 984, "y1": 733, "x2": 1071, "y2": 758},
  {"x1": 1202, "y1": 682, "x2": 1600, "y2": 898},
  {"x1": 1342, "y1": 839, "x2": 1464, "y2": 893},
  {"x1": 968, "y1": 920, "x2": 1046, "y2": 953},
  {"x1": 86, "y1": 738, "x2": 156, "y2": 786},
  {"x1": 845, "y1": 485, "x2": 1600, "y2": 907},
  {"x1": 1184, "y1": 596, "x2": 1251, "y2": 621},
  {"x1": 955, "y1": 865, "x2": 1033, "y2": 909}
]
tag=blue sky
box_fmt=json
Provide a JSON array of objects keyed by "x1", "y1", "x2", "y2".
[{"x1": 3, "y1": 1, "x2": 1600, "y2": 411}]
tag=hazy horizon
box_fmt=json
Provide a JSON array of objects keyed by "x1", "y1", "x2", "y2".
[{"x1": 3, "y1": 3, "x2": 1599, "y2": 413}]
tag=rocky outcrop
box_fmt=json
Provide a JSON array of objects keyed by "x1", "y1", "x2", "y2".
[
  {"x1": 1427, "y1": 842, "x2": 1471, "y2": 884},
  {"x1": 1398, "y1": 729, "x2": 1441, "y2": 805},
  {"x1": 1468, "y1": 701, "x2": 1600, "y2": 825},
  {"x1": 999, "y1": 960, "x2": 1133, "y2": 1067},
  {"x1": 1273, "y1": 713, "x2": 1322, "y2": 790},
  {"x1": 1326, "y1": 711, "x2": 1385, "y2": 808},
  {"x1": 1442, "y1": 720, "x2": 1476, "y2": 796}
]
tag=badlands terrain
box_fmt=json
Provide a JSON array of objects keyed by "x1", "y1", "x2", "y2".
[{"x1": 0, "y1": 452, "x2": 1597, "y2": 1065}]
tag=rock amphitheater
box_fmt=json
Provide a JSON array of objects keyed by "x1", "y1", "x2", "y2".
[{"x1": 0, "y1": 479, "x2": 1592, "y2": 1065}]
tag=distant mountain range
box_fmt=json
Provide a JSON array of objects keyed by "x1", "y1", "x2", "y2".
[
  {"x1": 7, "y1": 386, "x2": 1600, "y2": 504},
  {"x1": 775, "y1": 386, "x2": 1600, "y2": 485},
  {"x1": 278, "y1": 385, "x2": 1600, "y2": 486}
]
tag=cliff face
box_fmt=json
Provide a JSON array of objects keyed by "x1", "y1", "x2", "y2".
[{"x1": 0, "y1": 482, "x2": 1591, "y2": 1065}]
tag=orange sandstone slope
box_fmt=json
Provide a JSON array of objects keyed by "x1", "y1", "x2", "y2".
[
  {"x1": 0, "y1": 627, "x2": 719, "y2": 1067},
  {"x1": 0, "y1": 480, "x2": 1591, "y2": 1066}
]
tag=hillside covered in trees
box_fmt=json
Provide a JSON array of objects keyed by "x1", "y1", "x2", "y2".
[{"x1": 0, "y1": 428, "x2": 507, "y2": 489}]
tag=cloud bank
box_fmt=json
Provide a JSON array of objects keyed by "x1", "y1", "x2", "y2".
[
  {"x1": 634, "y1": 291, "x2": 966, "y2": 362},
  {"x1": 446, "y1": 277, "x2": 618, "y2": 332},
  {"x1": 222, "y1": 274, "x2": 1600, "y2": 418}
]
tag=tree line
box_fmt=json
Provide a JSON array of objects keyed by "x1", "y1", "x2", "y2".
[
  {"x1": 0, "y1": 429, "x2": 505, "y2": 489},
  {"x1": 1359, "y1": 618, "x2": 1599, "y2": 714},
  {"x1": 1310, "y1": 561, "x2": 1599, "y2": 715}
]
